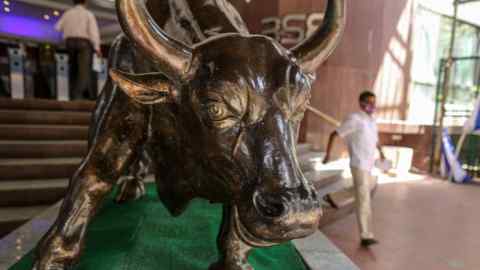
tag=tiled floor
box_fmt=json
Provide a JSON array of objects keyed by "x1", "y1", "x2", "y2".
[{"x1": 322, "y1": 176, "x2": 480, "y2": 270}]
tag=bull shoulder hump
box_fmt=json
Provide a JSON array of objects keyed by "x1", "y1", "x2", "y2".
[{"x1": 163, "y1": 0, "x2": 250, "y2": 44}]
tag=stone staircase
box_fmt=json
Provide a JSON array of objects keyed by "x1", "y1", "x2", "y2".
[
  {"x1": 0, "y1": 98, "x2": 93, "y2": 238},
  {"x1": 295, "y1": 144, "x2": 361, "y2": 228},
  {"x1": 297, "y1": 144, "x2": 345, "y2": 194},
  {"x1": 0, "y1": 98, "x2": 352, "y2": 239}
]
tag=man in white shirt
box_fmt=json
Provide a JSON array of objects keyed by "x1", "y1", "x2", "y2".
[
  {"x1": 323, "y1": 91, "x2": 385, "y2": 247},
  {"x1": 55, "y1": 0, "x2": 101, "y2": 100}
]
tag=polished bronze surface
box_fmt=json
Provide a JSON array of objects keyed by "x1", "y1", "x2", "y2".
[
  {"x1": 292, "y1": 0, "x2": 346, "y2": 73},
  {"x1": 32, "y1": 0, "x2": 345, "y2": 269}
]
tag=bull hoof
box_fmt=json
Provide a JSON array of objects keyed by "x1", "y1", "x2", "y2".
[
  {"x1": 32, "y1": 237, "x2": 79, "y2": 270},
  {"x1": 32, "y1": 263, "x2": 66, "y2": 270},
  {"x1": 114, "y1": 177, "x2": 146, "y2": 204},
  {"x1": 208, "y1": 259, "x2": 254, "y2": 270}
]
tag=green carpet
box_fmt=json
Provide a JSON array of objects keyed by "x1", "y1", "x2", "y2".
[{"x1": 10, "y1": 184, "x2": 307, "y2": 270}]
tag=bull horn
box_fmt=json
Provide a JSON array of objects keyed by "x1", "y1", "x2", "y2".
[
  {"x1": 292, "y1": 0, "x2": 346, "y2": 73},
  {"x1": 116, "y1": 0, "x2": 194, "y2": 80}
]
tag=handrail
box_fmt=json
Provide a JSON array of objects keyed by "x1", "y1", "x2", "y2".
[{"x1": 306, "y1": 105, "x2": 341, "y2": 127}]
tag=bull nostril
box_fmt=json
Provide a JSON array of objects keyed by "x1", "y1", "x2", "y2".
[{"x1": 254, "y1": 193, "x2": 287, "y2": 219}]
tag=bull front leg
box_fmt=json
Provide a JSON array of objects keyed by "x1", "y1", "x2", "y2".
[
  {"x1": 210, "y1": 206, "x2": 254, "y2": 270},
  {"x1": 87, "y1": 77, "x2": 148, "y2": 205},
  {"x1": 33, "y1": 170, "x2": 115, "y2": 270},
  {"x1": 32, "y1": 96, "x2": 148, "y2": 270},
  {"x1": 114, "y1": 150, "x2": 151, "y2": 204},
  {"x1": 32, "y1": 140, "x2": 141, "y2": 270}
]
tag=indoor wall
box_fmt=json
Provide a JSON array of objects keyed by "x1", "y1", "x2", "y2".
[{"x1": 232, "y1": 0, "x2": 417, "y2": 160}]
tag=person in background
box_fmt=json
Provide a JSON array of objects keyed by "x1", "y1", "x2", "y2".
[
  {"x1": 55, "y1": 0, "x2": 101, "y2": 100},
  {"x1": 323, "y1": 91, "x2": 385, "y2": 247}
]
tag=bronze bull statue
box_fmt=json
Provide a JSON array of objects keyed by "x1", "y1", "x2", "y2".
[{"x1": 33, "y1": 0, "x2": 345, "y2": 269}]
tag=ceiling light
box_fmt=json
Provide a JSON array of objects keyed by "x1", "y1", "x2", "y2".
[
  {"x1": 43, "y1": 14, "x2": 50, "y2": 20},
  {"x1": 53, "y1": 10, "x2": 60, "y2": 16},
  {"x1": 3, "y1": 7, "x2": 10, "y2": 12},
  {"x1": 3, "y1": 1, "x2": 9, "y2": 6}
]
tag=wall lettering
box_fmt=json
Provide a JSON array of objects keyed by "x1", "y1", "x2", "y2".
[{"x1": 261, "y1": 13, "x2": 324, "y2": 46}]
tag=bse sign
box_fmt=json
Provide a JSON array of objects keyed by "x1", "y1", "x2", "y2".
[{"x1": 261, "y1": 13, "x2": 324, "y2": 46}]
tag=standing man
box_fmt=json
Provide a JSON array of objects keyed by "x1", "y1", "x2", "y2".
[
  {"x1": 55, "y1": 0, "x2": 101, "y2": 100},
  {"x1": 323, "y1": 91, "x2": 385, "y2": 247}
]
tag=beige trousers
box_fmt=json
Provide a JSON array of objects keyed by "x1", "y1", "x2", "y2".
[{"x1": 351, "y1": 167, "x2": 374, "y2": 239}]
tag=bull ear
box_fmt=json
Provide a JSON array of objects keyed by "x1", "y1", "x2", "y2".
[{"x1": 110, "y1": 69, "x2": 176, "y2": 104}]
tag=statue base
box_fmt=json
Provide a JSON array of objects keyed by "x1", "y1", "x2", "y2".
[{"x1": 8, "y1": 184, "x2": 307, "y2": 270}]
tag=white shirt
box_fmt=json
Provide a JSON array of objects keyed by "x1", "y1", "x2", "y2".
[
  {"x1": 55, "y1": 5, "x2": 101, "y2": 51},
  {"x1": 336, "y1": 111, "x2": 379, "y2": 171}
]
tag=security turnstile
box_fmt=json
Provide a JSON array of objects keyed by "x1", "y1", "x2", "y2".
[
  {"x1": 8, "y1": 48, "x2": 25, "y2": 99},
  {"x1": 55, "y1": 53, "x2": 70, "y2": 101}
]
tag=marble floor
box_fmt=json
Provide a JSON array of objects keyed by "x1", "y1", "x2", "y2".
[{"x1": 322, "y1": 176, "x2": 480, "y2": 270}]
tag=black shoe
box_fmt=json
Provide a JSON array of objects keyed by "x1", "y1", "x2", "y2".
[
  {"x1": 323, "y1": 194, "x2": 338, "y2": 209},
  {"x1": 360, "y1": 238, "x2": 378, "y2": 247}
]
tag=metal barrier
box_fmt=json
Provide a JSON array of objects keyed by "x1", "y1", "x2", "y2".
[{"x1": 306, "y1": 105, "x2": 340, "y2": 127}]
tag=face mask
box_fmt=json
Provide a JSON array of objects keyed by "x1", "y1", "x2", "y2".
[{"x1": 362, "y1": 103, "x2": 376, "y2": 114}]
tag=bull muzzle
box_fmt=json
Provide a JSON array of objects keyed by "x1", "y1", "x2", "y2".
[
  {"x1": 254, "y1": 183, "x2": 322, "y2": 234},
  {"x1": 237, "y1": 174, "x2": 322, "y2": 245}
]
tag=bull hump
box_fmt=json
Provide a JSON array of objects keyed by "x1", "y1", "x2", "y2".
[{"x1": 163, "y1": 0, "x2": 249, "y2": 44}]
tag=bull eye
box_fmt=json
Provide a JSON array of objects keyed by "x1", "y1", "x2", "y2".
[
  {"x1": 207, "y1": 104, "x2": 225, "y2": 120},
  {"x1": 203, "y1": 101, "x2": 240, "y2": 129}
]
